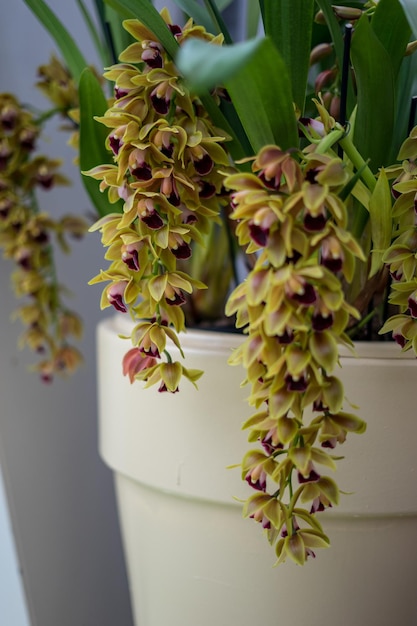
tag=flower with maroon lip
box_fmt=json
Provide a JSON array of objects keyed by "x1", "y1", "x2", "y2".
[
  {"x1": 171, "y1": 240, "x2": 191, "y2": 259},
  {"x1": 243, "y1": 492, "x2": 283, "y2": 531},
  {"x1": 312, "y1": 310, "x2": 334, "y2": 331},
  {"x1": 143, "y1": 360, "x2": 203, "y2": 393},
  {"x1": 320, "y1": 235, "x2": 344, "y2": 272},
  {"x1": 285, "y1": 373, "x2": 308, "y2": 392},
  {"x1": 241, "y1": 450, "x2": 276, "y2": 492},
  {"x1": 160, "y1": 172, "x2": 181, "y2": 206},
  {"x1": 109, "y1": 131, "x2": 124, "y2": 156},
  {"x1": 141, "y1": 42, "x2": 163, "y2": 68},
  {"x1": 252, "y1": 145, "x2": 302, "y2": 192},
  {"x1": 285, "y1": 275, "x2": 317, "y2": 305},
  {"x1": 106, "y1": 281, "x2": 129, "y2": 312},
  {"x1": 129, "y1": 152, "x2": 152, "y2": 181},
  {"x1": 408, "y1": 289, "x2": 417, "y2": 318},
  {"x1": 122, "y1": 348, "x2": 158, "y2": 383},
  {"x1": 138, "y1": 198, "x2": 164, "y2": 229},
  {"x1": 131, "y1": 321, "x2": 173, "y2": 358},
  {"x1": 275, "y1": 527, "x2": 330, "y2": 565},
  {"x1": 121, "y1": 242, "x2": 142, "y2": 271},
  {"x1": 297, "y1": 468, "x2": 320, "y2": 483}
]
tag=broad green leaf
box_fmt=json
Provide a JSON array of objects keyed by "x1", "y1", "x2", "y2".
[
  {"x1": 395, "y1": 52, "x2": 417, "y2": 147},
  {"x1": 23, "y1": 0, "x2": 88, "y2": 82},
  {"x1": 371, "y1": 0, "x2": 411, "y2": 79},
  {"x1": 314, "y1": 0, "x2": 355, "y2": 115},
  {"x1": 79, "y1": 69, "x2": 122, "y2": 217},
  {"x1": 173, "y1": 0, "x2": 234, "y2": 32},
  {"x1": 76, "y1": 0, "x2": 108, "y2": 67},
  {"x1": 215, "y1": 0, "x2": 235, "y2": 10},
  {"x1": 104, "y1": 0, "x2": 179, "y2": 59},
  {"x1": 93, "y1": 0, "x2": 118, "y2": 66},
  {"x1": 225, "y1": 38, "x2": 298, "y2": 153},
  {"x1": 368, "y1": 169, "x2": 393, "y2": 277},
  {"x1": 399, "y1": 0, "x2": 417, "y2": 38},
  {"x1": 172, "y1": 0, "x2": 216, "y2": 31},
  {"x1": 314, "y1": 0, "x2": 344, "y2": 63},
  {"x1": 246, "y1": 1, "x2": 261, "y2": 39},
  {"x1": 203, "y1": 0, "x2": 233, "y2": 43},
  {"x1": 351, "y1": 14, "x2": 395, "y2": 171},
  {"x1": 259, "y1": 0, "x2": 315, "y2": 114},
  {"x1": 178, "y1": 36, "x2": 298, "y2": 152},
  {"x1": 199, "y1": 94, "x2": 250, "y2": 161},
  {"x1": 175, "y1": 37, "x2": 266, "y2": 93},
  {"x1": 105, "y1": 4, "x2": 135, "y2": 59}
]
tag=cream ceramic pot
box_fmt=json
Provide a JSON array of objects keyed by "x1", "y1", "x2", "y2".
[{"x1": 97, "y1": 315, "x2": 417, "y2": 626}]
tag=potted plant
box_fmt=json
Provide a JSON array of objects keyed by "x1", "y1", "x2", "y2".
[{"x1": 7, "y1": 0, "x2": 417, "y2": 624}]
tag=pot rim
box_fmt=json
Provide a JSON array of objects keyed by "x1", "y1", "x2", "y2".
[{"x1": 108, "y1": 314, "x2": 416, "y2": 360}]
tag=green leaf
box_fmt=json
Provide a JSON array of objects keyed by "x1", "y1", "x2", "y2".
[
  {"x1": 93, "y1": 0, "x2": 118, "y2": 65},
  {"x1": 76, "y1": 0, "x2": 108, "y2": 67},
  {"x1": 351, "y1": 14, "x2": 395, "y2": 171},
  {"x1": 176, "y1": 37, "x2": 266, "y2": 93},
  {"x1": 372, "y1": 0, "x2": 411, "y2": 79},
  {"x1": 104, "y1": 0, "x2": 179, "y2": 60},
  {"x1": 172, "y1": 0, "x2": 234, "y2": 32},
  {"x1": 224, "y1": 38, "x2": 298, "y2": 152},
  {"x1": 246, "y1": 1, "x2": 261, "y2": 39},
  {"x1": 314, "y1": 0, "x2": 355, "y2": 115},
  {"x1": 173, "y1": 0, "x2": 216, "y2": 31},
  {"x1": 368, "y1": 169, "x2": 393, "y2": 277},
  {"x1": 399, "y1": 0, "x2": 417, "y2": 38},
  {"x1": 202, "y1": 0, "x2": 233, "y2": 43},
  {"x1": 78, "y1": 69, "x2": 122, "y2": 217},
  {"x1": 177, "y1": 36, "x2": 298, "y2": 153},
  {"x1": 22, "y1": 0, "x2": 88, "y2": 82},
  {"x1": 259, "y1": 0, "x2": 315, "y2": 114},
  {"x1": 105, "y1": 4, "x2": 135, "y2": 59}
]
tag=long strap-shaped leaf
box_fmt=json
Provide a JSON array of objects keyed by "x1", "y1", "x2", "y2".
[
  {"x1": 176, "y1": 36, "x2": 298, "y2": 153},
  {"x1": 79, "y1": 69, "x2": 122, "y2": 217},
  {"x1": 315, "y1": 0, "x2": 355, "y2": 116},
  {"x1": 22, "y1": 0, "x2": 88, "y2": 83},
  {"x1": 372, "y1": 0, "x2": 411, "y2": 79},
  {"x1": 351, "y1": 14, "x2": 395, "y2": 171},
  {"x1": 259, "y1": 0, "x2": 315, "y2": 115},
  {"x1": 225, "y1": 38, "x2": 298, "y2": 153},
  {"x1": 399, "y1": 0, "x2": 417, "y2": 38},
  {"x1": 202, "y1": 0, "x2": 233, "y2": 43},
  {"x1": 104, "y1": 0, "x2": 179, "y2": 59}
]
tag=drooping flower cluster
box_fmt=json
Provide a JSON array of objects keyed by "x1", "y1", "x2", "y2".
[
  {"x1": 380, "y1": 126, "x2": 417, "y2": 348},
  {"x1": 0, "y1": 93, "x2": 86, "y2": 381},
  {"x1": 224, "y1": 140, "x2": 367, "y2": 564},
  {"x1": 88, "y1": 10, "x2": 234, "y2": 392}
]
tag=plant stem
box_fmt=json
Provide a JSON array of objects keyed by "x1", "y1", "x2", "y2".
[{"x1": 339, "y1": 132, "x2": 376, "y2": 191}]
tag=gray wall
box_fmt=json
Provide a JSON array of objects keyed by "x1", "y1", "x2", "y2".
[
  {"x1": 0, "y1": 2, "x2": 137, "y2": 625},
  {"x1": 0, "y1": 2, "x2": 239, "y2": 625}
]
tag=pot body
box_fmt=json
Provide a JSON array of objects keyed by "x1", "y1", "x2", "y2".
[{"x1": 97, "y1": 315, "x2": 417, "y2": 626}]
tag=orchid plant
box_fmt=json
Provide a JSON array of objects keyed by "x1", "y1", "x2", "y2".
[{"x1": 12, "y1": 0, "x2": 417, "y2": 564}]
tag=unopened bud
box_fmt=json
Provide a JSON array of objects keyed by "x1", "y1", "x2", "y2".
[
  {"x1": 321, "y1": 91, "x2": 333, "y2": 109},
  {"x1": 329, "y1": 95, "x2": 341, "y2": 120},
  {"x1": 332, "y1": 5, "x2": 362, "y2": 21},
  {"x1": 314, "y1": 10, "x2": 327, "y2": 25},
  {"x1": 406, "y1": 40, "x2": 417, "y2": 56},
  {"x1": 315, "y1": 68, "x2": 337, "y2": 93},
  {"x1": 309, "y1": 43, "x2": 333, "y2": 66}
]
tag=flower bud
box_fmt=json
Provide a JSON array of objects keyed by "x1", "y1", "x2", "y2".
[
  {"x1": 309, "y1": 43, "x2": 333, "y2": 66},
  {"x1": 406, "y1": 40, "x2": 417, "y2": 56},
  {"x1": 315, "y1": 68, "x2": 337, "y2": 94},
  {"x1": 332, "y1": 5, "x2": 362, "y2": 20}
]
